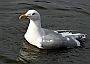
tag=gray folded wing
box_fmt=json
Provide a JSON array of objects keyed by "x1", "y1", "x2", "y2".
[{"x1": 41, "y1": 29, "x2": 78, "y2": 49}]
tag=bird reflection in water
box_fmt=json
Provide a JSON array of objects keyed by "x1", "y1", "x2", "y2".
[{"x1": 18, "y1": 40, "x2": 47, "y2": 63}]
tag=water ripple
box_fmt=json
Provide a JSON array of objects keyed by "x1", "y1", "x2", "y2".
[{"x1": 17, "y1": 3, "x2": 47, "y2": 10}]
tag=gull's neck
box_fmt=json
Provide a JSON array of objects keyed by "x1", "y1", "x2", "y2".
[
  {"x1": 29, "y1": 19, "x2": 41, "y2": 29},
  {"x1": 26, "y1": 19, "x2": 43, "y2": 36}
]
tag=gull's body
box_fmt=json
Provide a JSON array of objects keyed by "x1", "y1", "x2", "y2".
[{"x1": 19, "y1": 10, "x2": 86, "y2": 49}]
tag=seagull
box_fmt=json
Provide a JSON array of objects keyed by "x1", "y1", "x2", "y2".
[{"x1": 19, "y1": 10, "x2": 86, "y2": 49}]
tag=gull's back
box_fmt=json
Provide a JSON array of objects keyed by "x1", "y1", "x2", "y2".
[{"x1": 41, "y1": 29, "x2": 80, "y2": 49}]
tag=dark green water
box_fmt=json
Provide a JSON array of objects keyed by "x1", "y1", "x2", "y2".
[{"x1": 0, "y1": 0, "x2": 90, "y2": 64}]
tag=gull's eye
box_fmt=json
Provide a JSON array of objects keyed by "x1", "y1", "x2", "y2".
[{"x1": 32, "y1": 13, "x2": 35, "y2": 15}]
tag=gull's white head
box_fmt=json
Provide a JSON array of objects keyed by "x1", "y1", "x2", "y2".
[{"x1": 19, "y1": 10, "x2": 40, "y2": 21}]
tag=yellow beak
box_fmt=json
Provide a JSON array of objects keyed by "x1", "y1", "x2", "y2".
[{"x1": 19, "y1": 14, "x2": 28, "y2": 21}]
